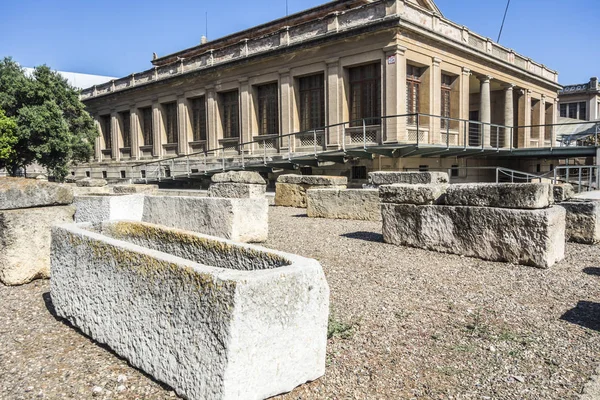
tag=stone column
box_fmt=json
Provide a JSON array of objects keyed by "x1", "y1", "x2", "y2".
[
  {"x1": 478, "y1": 75, "x2": 492, "y2": 147},
  {"x1": 239, "y1": 79, "x2": 251, "y2": 147},
  {"x1": 503, "y1": 84, "x2": 514, "y2": 148},
  {"x1": 130, "y1": 108, "x2": 140, "y2": 160},
  {"x1": 326, "y1": 58, "x2": 342, "y2": 147},
  {"x1": 279, "y1": 69, "x2": 293, "y2": 150},
  {"x1": 383, "y1": 44, "x2": 407, "y2": 143},
  {"x1": 152, "y1": 102, "x2": 161, "y2": 157},
  {"x1": 517, "y1": 89, "x2": 532, "y2": 148},
  {"x1": 206, "y1": 87, "x2": 217, "y2": 152},
  {"x1": 429, "y1": 57, "x2": 441, "y2": 144},
  {"x1": 458, "y1": 67, "x2": 470, "y2": 146},
  {"x1": 110, "y1": 112, "x2": 120, "y2": 161},
  {"x1": 177, "y1": 96, "x2": 187, "y2": 155}
]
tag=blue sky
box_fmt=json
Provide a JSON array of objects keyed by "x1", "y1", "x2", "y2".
[{"x1": 0, "y1": 0, "x2": 597, "y2": 85}]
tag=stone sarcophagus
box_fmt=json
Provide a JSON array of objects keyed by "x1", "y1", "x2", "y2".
[
  {"x1": 50, "y1": 221, "x2": 329, "y2": 400},
  {"x1": 380, "y1": 183, "x2": 565, "y2": 268}
]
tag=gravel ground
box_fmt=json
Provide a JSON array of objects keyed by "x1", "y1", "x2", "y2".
[{"x1": 1, "y1": 205, "x2": 599, "y2": 399}]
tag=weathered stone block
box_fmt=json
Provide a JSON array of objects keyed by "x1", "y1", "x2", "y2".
[
  {"x1": 559, "y1": 200, "x2": 600, "y2": 244},
  {"x1": 378, "y1": 184, "x2": 448, "y2": 205},
  {"x1": 553, "y1": 183, "x2": 575, "y2": 203},
  {"x1": 211, "y1": 171, "x2": 266, "y2": 184},
  {"x1": 51, "y1": 220, "x2": 329, "y2": 400},
  {"x1": 368, "y1": 171, "x2": 449, "y2": 186},
  {"x1": 75, "y1": 178, "x2": 108, "y2": 187},
  {"x1": 0, "y1": 178, "x2": 73, "y2": 210},
  {"x1": 208, "y1": 183, "x2": 266, "y2": 198},
  {"x1": 74, "y1": 194, "x2": 145, "y2": 223},
  {"x1": 276, "y1": 174, "x2": 347, "y2": 186},
  {"x1": 445, "y1": 183, "x2": 553, "y2": 209},
  {"x1": 72, "y1": 186, "x2": 111, "y2": 196},
  {"x1": 143, "y1": 196, "x2": 268, "y2": 242},
  {"x1": 112, "y1": 184, "x2": 159, "y2": 194},
  {"x1": 307, "y1": 189, "x2": 380, "y2": 221},
  {"x1": 0, "y1": 205, "x2": 75, "y2": 285},
  {"x1": 381, "y1": 203, "x2": 565, "y2": 268},
  {"x1": 275, "y1": 182, "x2": 346, "y2": 208}
]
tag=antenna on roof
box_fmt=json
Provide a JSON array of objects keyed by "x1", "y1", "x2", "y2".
[
  {"x1": 497, "y1": 0, "x2": 511, "y2": 43},
  {"x1": 286, "y1": 0, "x2": 288, "y2": 16},
  {"x1": 206, "y1": 12, "x2": 208, "y2": 39}
]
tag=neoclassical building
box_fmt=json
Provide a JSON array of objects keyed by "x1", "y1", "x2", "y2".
[
  {"x1": 77, "y1": 0, "x2": 574, "y2": 184},
  {"x1": 558, "y1": 77, "x2": 600, "y2": 122}
]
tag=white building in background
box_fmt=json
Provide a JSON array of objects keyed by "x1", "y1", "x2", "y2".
[{"x1": 22, "y1": 67, "x2": 116, "y2": 89}]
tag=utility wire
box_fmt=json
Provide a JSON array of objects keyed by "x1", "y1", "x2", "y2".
[{"x1": 497, "y1": 0, "x2": 511, "y2": 43}]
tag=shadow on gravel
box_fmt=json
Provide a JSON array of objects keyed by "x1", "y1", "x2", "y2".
[
  {"x1": 41, "y1": 292, "x2": 175, "y2": 392},
  {"x1": 582, "y1": 267, "x2": 600, "y2": 276},
  {"x1": 560, "y1": 301, "x2": 600, "y2": 332},
  {"x1": 341, "y1": 231, "x2": 384, "y2": 243}
]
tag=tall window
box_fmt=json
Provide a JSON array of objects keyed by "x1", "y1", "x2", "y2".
[
  {"x1": 191, "y1": 96, "x2": 207, "y2": 141},
  {"x1": 221, "y1": 91, "x2": 239, "y2": 138},
  {"x1": 164, "y1": 102, "x2": 178, "y2": 144},
  {"x1": 349, "y1": 63, "x2": 381, "y2": 127},
  {"x1": 407, "y1": 65, "x2": 421, "y2": 124},
  {"x1": 257, "y1": 83, "x2": 279, "y2": 135},
  {"x1": 441, "y1": 74, "x2": 453, "y2": 129},
  {"x1": 299, "y1": 74, "x2": 325, "y2": 131},
  {"x1": 119, "y1": 111, "x2": 131, "y2": 148},
  {"x1": 141, "y1": 107, "x2": 153, "y2": 146},
  {"x1": 100, "y1": 115, "x2": 111, "y2": 149},
  {"x1": 560, "y1": 102, "x2": 588, "y2": 120}
]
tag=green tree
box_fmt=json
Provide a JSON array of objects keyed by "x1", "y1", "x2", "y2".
[
  {"x1": 0, "y1": 57, "x2": 97, "y2": 180},
  {"x1": 0, "y1": 109, "x2": 18, "y2": 168}
]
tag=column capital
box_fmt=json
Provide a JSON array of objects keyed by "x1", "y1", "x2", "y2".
[
  {"x1": 278, "y1": 68, "x2": 290, "y2": 75},
  {"x1": 325, "y1": 57, "x2": 340, "y2": 65},
  {"x1": 238, "y1": 77, "x2": 249, "y2": 84},
  {"x1": 383, "y1": 44, "x2": 407, "y2": 54},
  {"x1": 432, "y1": 57, "x2": 442, "y2": 66},
  {"x1": 502, "y1": 83, "x2": 516, "y2": 90},
  {"x1": 477, "y1": 74, "x2": 493, "y2": 83},
  {"x1": 518, "y1": 88, "x2": 532, "y2": 96},
  {"x1": 462, "y1": 67, "x2": 471, "y2": 75}
]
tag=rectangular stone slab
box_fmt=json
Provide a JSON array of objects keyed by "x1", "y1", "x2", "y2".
[
  {"x1": 74, "y1": 194, "x2": 145, "y2": 223},
  {"x1": 275, "y1": 182, "x2": 346, "y2": 208},
  {"x1": 276, "y1": 174, "x2": 348, "y2": 186},
  {"x1": 211, "y1": 171, "x2": 266, "y2": 184},
  {"x1": 0, "y1": 205, "x2": 75, "y2": 285},
  {"x1": 112, "y1": 185, "x2": 159, "y2": 194},
  {"x1": 143, "y1": 195, "x2": 268, "y2": 242},
  {"x1": 306, "y1": 188, "x2": 380, "y2": 221},
  {"x1": 368, "y1": 171, "x2": 449, "y2": 186},
  {"x1": 378, "y1": 184, "x2": 448, "y2": 205},
  {"x1": 0, "y1": 178, "x2": 74, "y2": 210},
  {"x1": 381, "y1": 203, "x2": 565, "y2": 268},
  {"x1": 445, "y1": 183, "x2": 553, "y2": 209},
  {"x1": 208, "y1": 182, "x2": 266, "y2": 198},
  {"x1": 559, "y1": 200, "x2": 600, "y2": 244},
  {"x1": 50, "y1": 220, "x2": 329, "y2": 400}
]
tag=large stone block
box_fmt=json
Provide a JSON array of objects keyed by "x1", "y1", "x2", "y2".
[
  {"x1": 0, "y1": 205, "x2": 75, "y2": 285},
  {"x1": 75, "y1": 178, "x2": 108, "y2": 187},
  {"x1": 378, "y1": 184, "x2": 447, "y2": 205},
  {"x1": 74, "y1": 194, "x2": 145, "y2": 223},
  {"x1": 276, "y1": 174, "x2": 347, "y2": 186},
  {"x1": 0, "y1": 178, "x2": 73, "y2": 210},
  {"x1": 307, "y1": 189, "x2": 380, "y2": 221},
  {"x1": 113, "y1": 184, "x2": 159, "y2": 194},
  {"x1": 445, "y1": 183, "x2": 553, "y2": 209},
  {"x1": 208, "y1": 183, "x2": 266, "y2": 198},
  {"x1": 143, "y1": 196, "x2": 268, "y2": 242},
  {"x1": 275, "y1": 182, "x2": 346, "y2": 208},
  {"x1": 51, "y1": 220, "x2": 329, "y2": 400},
  {"x1": 368, "y1": 171, "x2": 449, "y2": 186},
  {"x1": 72, "y1": 186, "x2": 111, "y2": 196},
  {"x1": 553, "y1": 183, "x2": 575, "y2": 203},
  {"x1": 559, "y1": 200, "x2": 600, "y2": 244},
  {"x1": 381, "y1": 203, "x2": 565, "y2": 268},
  {"x1": 211, "y1": 171, "x2": 266, "y2": 184}
]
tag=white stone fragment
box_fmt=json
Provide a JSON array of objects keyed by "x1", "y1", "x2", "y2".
[
  {"x1": 306, "y1": 188, "x2": 380, "y2": 221},
  {"x1": 74, "y1": 195, "x2": 145, "y2": 223}
]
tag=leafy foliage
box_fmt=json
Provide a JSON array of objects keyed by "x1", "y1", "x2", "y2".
[
  {"x1": 0, "y1": 57, "x2": 97, "y2": 180},
  {"x1": 0, "y1": 109, "x2": 18, "y2": 167}
]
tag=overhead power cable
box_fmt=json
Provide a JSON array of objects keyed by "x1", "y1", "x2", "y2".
[{"x1": 497, "y1": 0, "x2": 511, "y2": 43}]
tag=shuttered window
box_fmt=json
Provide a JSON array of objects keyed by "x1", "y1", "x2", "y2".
[
  {"x1": 191, "y1": 97, "x2": 207, "y2": 141},
  {"x1": 299, "y1": 74, "x2": 325, "y2": 131},
  {"x1": 221, "y1": 91, "x2": 239, "y2": 138},
  {"x1": 257, "y1": 83, "x2": 279, "y2": 135},
  {"x1": 349, "y1": 63, "x2": 381, "y2": 127},
  {"x1": 164, "y1": 102, "x2": 178, "y2": 144}
]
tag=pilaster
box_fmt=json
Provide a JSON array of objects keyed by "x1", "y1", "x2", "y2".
[
  {"x1": 206, "y1": 88, "x2": 217, "y2": 151},
  {"x1": 326, "y1": 58, "x2": 342, "y2": 146},
  {"x1": 383, "y1": 44, "x2": 407, "y2": 143},
  {"x1": 239, "y1": 79, "x2": 251, "y2": 146},
  {"x1": 110, "y1": 112, "x2": 120, "y2": 161},
  {"x1": 478, "y1": 75, "x2": 492, "y2": 147},
  {"x1": 152, "y1": 102, "x2": 162, "y2": 157},
  {"x1": 517, "y1": 89, "x2": 532, "y2": 148},
  {"x1": 429, "y1": 57, "x2": 441, "y2": 144},
  {"x1": 177, "y1": 96, "x2": 187, "y2": 155},
  {"x1": 503, "y1": 84, "x2": 514, "y2": 148},
  {"x1": 279, "y1": 69, "x2": 293, "y2": 149},
  {"x1": 459, "y1": 67, "x2": 470, "y2": 146},
  {"x1": 130, "y1": 108, "x2": 140, "y2": 160}
]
